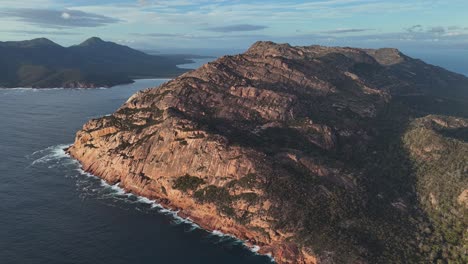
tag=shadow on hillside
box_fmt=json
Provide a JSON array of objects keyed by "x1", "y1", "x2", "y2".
[{"x1": 169, "y1": 83, "x2": 467, "y2": 263}]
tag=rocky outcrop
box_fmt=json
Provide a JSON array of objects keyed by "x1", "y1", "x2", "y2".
[{"x1": 69, "y1": 42, "x2": 468, "y2": 263}]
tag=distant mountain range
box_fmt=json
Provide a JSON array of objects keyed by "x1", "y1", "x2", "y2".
[{"x1": 0, "y1": 37, "x2": 197, "y2": 88}]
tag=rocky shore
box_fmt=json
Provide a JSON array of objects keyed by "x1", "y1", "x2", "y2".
[{"x1": 69, "y1": 41, "x2": 468, "y2": 263}]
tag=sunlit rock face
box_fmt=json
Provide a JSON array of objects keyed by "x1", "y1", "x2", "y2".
[{"x1": 69, "y1": 41, "x2": 468, "y2": 264}]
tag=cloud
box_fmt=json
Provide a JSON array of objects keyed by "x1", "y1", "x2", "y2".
[
  {"x1": 137, "y1": 0, "x2": 148, "y2": 6},
  {"x1": 132, "y1": 33, "x2": 186, "y2": 38},
  {"x1": 320, "y1": 28, "x2": 374, "y2": 34},
  {"x1": 403, "y1": 25, "x2": 468, "y2": 37},
  {"x1": 61, "y1": 12, "x2": 71, "y2": 20},
  {"x1": 1, "y1": 29, "x2": 80, "y2": 35},
  {"x1": 203, "y1": 24, "x2": 268, "y2": 33},
  {"x1": 1, "y1": 1, "x2": 465, "y2": 50},
  {"x1": 0, "y1": 8, "x2": 121, "y2": 28},
  {"x1": 406, "y1": 25, "x2": 423, "y2": 33},
  {"x1": 428, "y1": 26, "x2": 445, "y2": 34},
  {"x1": 131, "y1": 32, "x2": 271, "y2": 41}
]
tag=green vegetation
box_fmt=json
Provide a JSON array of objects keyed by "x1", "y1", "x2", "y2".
[
  {"x1": 194, "y1": 185, "x2": 232, "y2": 204},
  {"x1": 161, "y1": 186, "x2": 168, "y2": 196},
  {"x1": 96, "y1": 110, "x2": 163, "y2": 136},
  {"x1": 194, "y1": 185, "x2": 237, "y2": 218},
  {"x1": 70, "y1": 41, "x2": 468, "y2": 263},
  {"x1": 188, "y1": 133, "x2": 206, "y2": 139},
  {"x1": 193, "y1": 183, "x2": 260, "y2": 221},
  {"x1": 0, "y1": 37, "x2": 189, "y2": 88},
  {"x1": 261, "y1": 97, "x2": 468, "y2": 263},
  {"x1": 226, "y1": 173, "x2": 257, "y2": 188},
  {"x1": 173, "y1": 174, "x2": 205, "y2": 192},
  {"x1": 403, "y1": 117, "x2": 468, "y2": 263},
  {"x1": 236, "y1": 192, "x2": 258, "y2": 204}
]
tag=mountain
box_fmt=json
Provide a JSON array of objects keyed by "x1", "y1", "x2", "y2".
[
  {"x1": 0, "y1": 37, "x2": 189, "y2": 88},
  {"x1": 68, "y1": 41, "x2": 468, "y2": 264}
]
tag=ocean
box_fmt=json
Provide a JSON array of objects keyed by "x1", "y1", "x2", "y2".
[
  {"x1": 404, "y1": 49, "x2": 468, "y2": 76},
  {"x1": 0, "y1": 79, "x2": 272, "y2": 264},
  {"x1": 0, "y1": 53, "x2": 465, "y2": 264}
]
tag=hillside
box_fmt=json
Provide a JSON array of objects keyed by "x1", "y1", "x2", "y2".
[
  {"x1": 0, "y1": 37, "x2": 189, "y2": 88},
  {"x1": 68, "y1": 41, "x2": 467, "y2": 263}
]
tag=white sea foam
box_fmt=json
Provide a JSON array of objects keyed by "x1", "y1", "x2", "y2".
[
  {"x1": 211, "y1": 230, "x2": 228, "y2": 237},
  {"x1": 29, "y1": 146, "x2": 53, "y2": 156},
  {"x1": 30, "y1": 144, "x2": 71, "y2": 166},
  {"x1": 266, "y1": 253, "x2": 276, "y2": 263},
  {"x1": 251, "y1": 245, "x2": 261, "y2": 253},
  {"x1": 90, "y1": 179, "x2": 203, "y2": 232},
  {"x1": 86, "y1": 113, "x2": 112, "y2": 119},
  {"x1": 136, "y1": 196, "x2": 155, "y2": 204},
  {"x1": 76, "y1": 167, "x2": 95, "y2": 178},
  {"x1": 210, "y1": 230, "x2": 266, "y2": 255},
  {"x1": 100, "y1": 181, "x2": 128, "y2": 196},
  {"x1": 32, "y1": 143, "x2": 276, "y2": 262},
  {"x1": 88, "y1": 176, "x2": 271, "y2": 260}
]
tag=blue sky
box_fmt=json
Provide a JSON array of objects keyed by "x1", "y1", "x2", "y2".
[{"x1": 0, "y1": 0, "x2": 467, "y2": 51}]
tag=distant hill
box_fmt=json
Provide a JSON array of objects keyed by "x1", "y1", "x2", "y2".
[{"x1": 0, "y1": 37, "x2": 191, "y2": 88}]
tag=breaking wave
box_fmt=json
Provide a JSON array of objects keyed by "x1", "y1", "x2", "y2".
[
  {"x1": 28, "y1": 144, "x2": 72, "y2": 168},
  {"x1": 28, "y1": 143, "x2": 274, "y2": 262}
]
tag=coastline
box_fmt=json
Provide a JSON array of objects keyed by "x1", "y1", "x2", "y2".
[
  {"x1": 0, "y1": 78, "x2": 173, "y2": 90},
  {"x1": 66, "y1": 136, "x2": 317, "y2": 264},
  {"x1": 0, "y1": 55, "x2": 206, "y2": 89},
  {"x1": 63, "y1": 146, "x2": 276, "y2": 263}
]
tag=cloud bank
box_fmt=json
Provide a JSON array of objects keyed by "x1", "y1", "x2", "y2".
[
  {"x1": 203, "y1": 24, "x2": 268, "y2": 33},
  {"x1": 0, "y1": 8, "x2": 121, "y2": 28}
]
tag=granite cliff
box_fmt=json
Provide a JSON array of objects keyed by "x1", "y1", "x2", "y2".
[{"x1": 68, "y1": 42, "x2": 468, "y2": 263}]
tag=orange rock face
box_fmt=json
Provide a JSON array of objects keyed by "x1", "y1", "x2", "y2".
[{"x1": 68, "y1": 41, "x2": 468, "y2": 263}]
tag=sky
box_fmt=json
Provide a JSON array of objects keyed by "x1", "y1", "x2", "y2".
[{"x1": 0, "y1": 0, "x2": 467, "y2": 52}]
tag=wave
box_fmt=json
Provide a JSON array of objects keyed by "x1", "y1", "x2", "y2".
[
  {"x1": 75, "y1": 167, "x2": 274, "y2": 261},
  {"x1": 29, "y1": 144, "x2": 71, "y2": 167},
  {"x1": 92, "y1": 177, "x2": 203, "y2": 231},
  {"x1": 28, "y1": 143, "x2": 275, "y2": 262}
]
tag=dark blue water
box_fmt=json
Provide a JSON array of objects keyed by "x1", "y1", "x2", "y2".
[
  {"x1": 404, "y1": 49, "x2": 468, "y2": 77},
  {"x1": 1, "y1": 54, "x2": 464, "y2": 264},
  {"x1": 178, "y1": 58, "x2": 216, "y2": 70},
  {"x1": 0, "y1": 79, "x2": 272, "y2": 264}
]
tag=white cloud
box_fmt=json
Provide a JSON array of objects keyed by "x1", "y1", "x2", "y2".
[
  {"x1": 0, "y1": 8, "x2": 121, "y2": 28},
  {"x1": 0, "y1": 0, "x2": 467, "y2": 50},
  {"x1": 61, "y1": 12, "x2": 71, "y2": 19}
]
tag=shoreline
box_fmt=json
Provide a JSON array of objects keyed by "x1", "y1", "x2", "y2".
[
  {"x1": 63, "y1": 146, "x2": 276, "y2": 263},
  {"x1": 0, "y1": 78, "x2": 174, "y2": 90}
]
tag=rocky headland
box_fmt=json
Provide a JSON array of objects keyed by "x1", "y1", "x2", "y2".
[{"x1": 68, "y1": 41, "x2": 468, "y2": 263}]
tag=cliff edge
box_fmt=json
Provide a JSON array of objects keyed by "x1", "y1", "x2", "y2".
[{"x1": 68, "y1": 42, "x2": 468, "y2": 263}]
